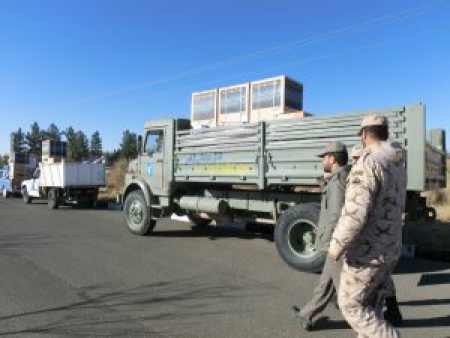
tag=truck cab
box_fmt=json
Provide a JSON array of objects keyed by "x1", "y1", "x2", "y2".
[
  {"x1": 0, "y1": 167, "x2": 12, "y2": 198},
  {"x1": 123, "y1": 119, "x2": 191, "y2": 234},
  {"x1": 22, "y1": 168, "x2": 42, "y2": 199}
]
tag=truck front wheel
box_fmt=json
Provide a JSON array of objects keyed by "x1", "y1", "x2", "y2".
[
  {"x1": 275, "y1": 204, "x2": 325, "y2": 273},
  {"x1": 48, "y1": 188, "x2": 60, "y2": 210},
  {"x1": 123, "y1": 191, "x2": 156, "y2": 235}
]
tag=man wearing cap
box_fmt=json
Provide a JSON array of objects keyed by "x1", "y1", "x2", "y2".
[
  {"x1": 292, "y1": 141, "x2": 351, "y2": 331},
  {"x1": 328, "y1": 114, "x2": 407, "y2": 338}
]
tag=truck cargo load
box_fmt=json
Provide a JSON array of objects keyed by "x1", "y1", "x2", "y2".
[
  {"x1": 42, "y1": 140, "x2": 67, "y2": 163},
  {"x1": 191, "y1": 75, "x2": 307, "y2": 129}
]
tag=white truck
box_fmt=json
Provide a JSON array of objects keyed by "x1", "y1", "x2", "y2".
[{"x1": 22, "y1": 161, "x2": 106, "y2": 209}]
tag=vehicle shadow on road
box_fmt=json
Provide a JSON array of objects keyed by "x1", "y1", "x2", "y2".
[
  {"x1": 150, "y1": 223, "x2": 274, "y2": 242},
  {"x1": 0, "y1": 277, "x2": 261, "y2": 337}
]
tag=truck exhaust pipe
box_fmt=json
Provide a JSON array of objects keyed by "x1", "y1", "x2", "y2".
[{"x1": 179, "y1": 196, "x2": 229, "y2": 215}]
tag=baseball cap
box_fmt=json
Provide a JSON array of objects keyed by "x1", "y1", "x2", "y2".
[
  {"x1": 317, "y1": 142, "x2": 348, "y2": 158},
  {"x1": 358, "y1": 114, "x2": 388, "y2": 135}
]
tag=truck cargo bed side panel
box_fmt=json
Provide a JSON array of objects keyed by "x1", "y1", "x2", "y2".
[
  {"x1": 41, "y1": 163, "x2": 106, "y2": 188},
  {"x1": 174, "y1": 123, "x2": 264, "y2": 188},
  {"x1": 266, "y1": 107, "x2": 407, "y2": 188}
]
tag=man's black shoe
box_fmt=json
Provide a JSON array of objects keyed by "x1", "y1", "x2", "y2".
[{"x1": 291, "y1": 306, "x2": 312, "y2": 331}]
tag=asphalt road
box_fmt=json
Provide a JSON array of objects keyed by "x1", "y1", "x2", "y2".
[{"x1": 0, "y1": 198, "x2": 449, "y2": 338}]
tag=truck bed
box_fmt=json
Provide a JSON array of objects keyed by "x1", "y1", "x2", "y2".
[
  {"x1": 174, "y1": 103, "x2": 446, "y2": 192},
  {"x1": 40, "y1": 162, "x2": 106, "y2": 188}
]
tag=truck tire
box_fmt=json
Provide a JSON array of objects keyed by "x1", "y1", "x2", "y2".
[
  {"x1": 123, "y1": 190, "x2": 156, "y2": 235},
  {"x1": 48, "y1": 188, "x2": 60, "y2": 210},
  {"x1": 22, "y1": 187, "x2": 32, "y2": 204},
  {"x1": 2, "y1": 188, "x2": 9, "y2": 199},
  {"x1": 275, "y1": 204, "x2": 326, "y2": 273}
]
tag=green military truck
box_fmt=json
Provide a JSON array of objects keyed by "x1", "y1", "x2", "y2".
[{"x1": 122, "y1": 103, "x2": 446, "y2": 272}]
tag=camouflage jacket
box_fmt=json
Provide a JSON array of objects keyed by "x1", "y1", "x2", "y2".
[
  {"x1": 315, "y1": 165, "x2": 351, "y2": 252},
  {"x1": 328, "y1": 142, "x2": 407, "y2": 265}
]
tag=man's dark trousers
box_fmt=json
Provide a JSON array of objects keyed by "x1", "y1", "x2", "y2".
[{"x1": 299, "y1": 255, "x2": 343, "y2": 319}]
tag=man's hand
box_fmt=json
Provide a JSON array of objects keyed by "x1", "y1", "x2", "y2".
[{"x1": 323, "y1": 172, "x2": 332, "y2": 182}]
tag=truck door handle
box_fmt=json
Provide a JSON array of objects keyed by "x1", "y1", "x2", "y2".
[{"x1": 155, "y1": 159, "x2": 163, "y2": 163}]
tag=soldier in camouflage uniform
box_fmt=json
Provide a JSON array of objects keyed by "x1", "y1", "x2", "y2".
[
  {"x1": 328, "y1": 115, "x2": 407, "y2": 338},
  {"x1": 292, "y1": 142, "x2": 351, "y2": 331},
  {"x1": 351, "y1": 145, "x2": 403, "y2": 326}
]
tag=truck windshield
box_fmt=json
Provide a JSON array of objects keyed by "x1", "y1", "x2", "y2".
[
  {"x1": 33, "y1": 169, "x2": 40, "y2": 179},
  {"x1": 145, "y1": 130, "x2": 164, "y2": 157}
]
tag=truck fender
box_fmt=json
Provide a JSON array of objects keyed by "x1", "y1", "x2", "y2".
[{"x1": 123, "y1": 179, "x2": 152, "y2": 207}]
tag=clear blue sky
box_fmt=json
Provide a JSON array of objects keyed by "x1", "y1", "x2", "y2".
[{"x1": 1, "y1": 0, "x2": 449, "y2": 154}]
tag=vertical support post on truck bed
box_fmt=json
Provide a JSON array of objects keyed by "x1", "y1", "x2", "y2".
[
  {"x1": 259, "y1": 122, "x2": 266, "y2": 190},
  {"x1": 405, "y1": 104, "x2": 426, "y2": 191}
]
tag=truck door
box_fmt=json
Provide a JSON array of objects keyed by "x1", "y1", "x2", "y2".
[
  {"x1": 30, "y1": 168, "x2": 41, "y2": 196},
  {"x1": 142, "y1": 129, "x2": 166, "y2": 193}
]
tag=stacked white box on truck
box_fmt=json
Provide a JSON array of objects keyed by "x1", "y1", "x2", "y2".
[
  {"x1": 191, "y1": 89, "x2": 218, "y2": 129},
  {"x1": 191, "y1": 75, "x2": 308, "y2": 129}
]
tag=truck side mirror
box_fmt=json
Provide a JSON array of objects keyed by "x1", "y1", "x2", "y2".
[{"x1": 137, "y1": 135, "x2": 143, "y2": 154}]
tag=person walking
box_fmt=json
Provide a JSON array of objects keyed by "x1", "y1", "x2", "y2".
[
  {"x1": 350, "y1": 144, "x2": 403, "y2": 327},
  {"x1": 292, "y1": 141, "x2": 351, "y2": 331},
  {"x1": 328, "y1": 115, "x2": 407, "y2": 338}
]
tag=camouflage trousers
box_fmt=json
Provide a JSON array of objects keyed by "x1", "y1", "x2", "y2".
[{"x1": 338, "y1": 259, "x2": 400, "y2": 338}]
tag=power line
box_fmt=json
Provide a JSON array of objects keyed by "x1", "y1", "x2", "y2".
[{"x1": 25, "y1": 0, "x2": 449, "y2": 113}]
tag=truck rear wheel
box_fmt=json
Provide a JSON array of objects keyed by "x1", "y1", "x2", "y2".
[
  {"x1": 22, "y1": 187, "x2": 32, "y2": 204},
  {"x1": 275, "y1": 204, "x2": 325, "y2": 273},
  {"x1": 123, "y1": 191, "x2": 156, "y2": 235},
  {"x1": 48, "y1": 188, "x2": 60, "y2": 210}
]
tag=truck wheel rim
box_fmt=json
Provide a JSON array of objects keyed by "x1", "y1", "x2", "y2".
[
  {"x1": 129, "y1": 201, "x2": 144, "y2": 225},
  {"x1": 287, "y1": 219, "x2": 317, "y2": 258}
]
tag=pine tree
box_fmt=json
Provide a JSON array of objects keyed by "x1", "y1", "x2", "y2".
[
  {"x1": 71, "y1": 131, "x2": 89, "y2": 161},
  {"x1": 64, "y1": 126, "x2": 77, "y2": 159},
  {"x1": 90, "y1": 131, "x2": 103, "y2": 158},
  {"x1": 120, "y1": 130, "x2": 138, "y2": 160},
  {"x1": 26, "y1": 122, "x2": 43, "y2": 157},
  {"x1": 45, "y1": 123, "x2": 61, "y2": 141},
  {"x1": 11, "y1": 128, "x2": 27, "y2": 153},
  {"x1": 104, "y1": 149, "x2": 121, "y2": 165}
]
